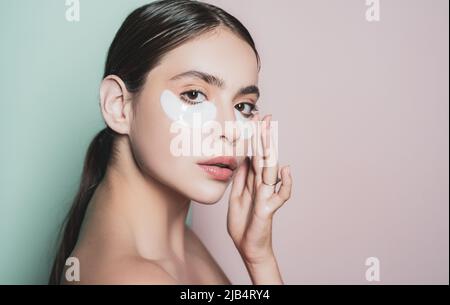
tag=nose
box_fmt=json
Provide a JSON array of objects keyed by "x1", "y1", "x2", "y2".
[{"x1": 215, "y1": 103, "x2": 240, "y2": 145}]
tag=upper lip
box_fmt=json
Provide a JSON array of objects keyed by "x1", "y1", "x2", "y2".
[{"x1": 197, "y1": 156, "x2": 238, "y2": 170}]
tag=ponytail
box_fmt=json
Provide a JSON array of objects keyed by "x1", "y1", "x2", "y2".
[{"x1": 48, "y1": 127, "x2": 116, "y2": 284}]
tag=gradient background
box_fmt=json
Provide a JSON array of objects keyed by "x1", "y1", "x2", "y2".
[{"x1": 0, "y1": 0, "x2": 448, "y2": 284}]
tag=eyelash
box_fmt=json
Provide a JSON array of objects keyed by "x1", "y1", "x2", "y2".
[
  {"x1": 179, "y1": 89, "x2": 258, "y2": 117},
  {"x1": 179, "y1": 89, "x2": 205, "y2": 105}
]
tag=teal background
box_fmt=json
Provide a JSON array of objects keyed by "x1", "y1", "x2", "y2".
[{"x1": 0, "y1": 0, "x2": 191, "y2": 284}]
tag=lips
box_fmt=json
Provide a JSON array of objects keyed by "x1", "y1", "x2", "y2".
[{"x1": 197, "y1": 156, "x2": 238, "y2": 181}]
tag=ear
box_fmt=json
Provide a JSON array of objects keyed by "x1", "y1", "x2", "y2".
[{"x1": 99, "y1": 75, "x2": 133, "y2": 135}]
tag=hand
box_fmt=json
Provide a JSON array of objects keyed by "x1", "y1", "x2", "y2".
[{"x1": 227, "y1": 114, "x2": 293, "y2": 266}]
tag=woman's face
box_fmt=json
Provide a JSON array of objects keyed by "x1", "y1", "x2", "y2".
[{"x1": 128, "y1": 27, "x2": 260, "y2": 204}]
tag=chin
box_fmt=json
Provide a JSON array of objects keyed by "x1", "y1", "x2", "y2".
[{"x1": 188, "y1": 180, "x2": 230, "y2": 205}]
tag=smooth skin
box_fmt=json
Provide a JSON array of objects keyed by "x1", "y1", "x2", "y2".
[{"x1": 63, "y1": 26, "x2": 292, "y2": 285}]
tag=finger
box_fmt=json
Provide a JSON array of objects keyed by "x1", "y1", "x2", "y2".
[
  {"x1": 272, "y1": 166, "x2": 292, "y2": 206},
  {"x1": 261, "y1": 115, "x2": 279, "y2": 187},
  {"x1": 245, "y1": 157, "x2": 255, "y2": 194},
  {"x1": 230, "y1": 156, "x2": 250, "y2": 200},
  {"x1": 251, "y1": 114, "x2": 264, "y2": 185}
]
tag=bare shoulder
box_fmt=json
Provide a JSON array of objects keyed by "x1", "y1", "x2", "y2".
[
  {"x1": 66, "y1": 254, "x2": 177, "y2": 285},
  {"x1": 185, "y1": 226, "x2": 232, "y2": 284},
  {"x1": 101, "y1": 257, "x2": 178, "y2": 285}
]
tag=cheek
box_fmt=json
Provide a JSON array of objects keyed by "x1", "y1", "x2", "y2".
[
  {"x1": 129, "y1": 97, "x2": 183, "y2": 178},
  {"x1": 128, "y1": 94, "x2": 220, "y2": 197}
]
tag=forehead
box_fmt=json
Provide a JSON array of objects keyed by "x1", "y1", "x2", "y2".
[{"x1": 149, "y1": 27, "x2": 259, "y2": 88}]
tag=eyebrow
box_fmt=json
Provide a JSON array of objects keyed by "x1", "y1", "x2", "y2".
[{"x1": 169, "y1": 70, "x2": 260, "y2": 100}]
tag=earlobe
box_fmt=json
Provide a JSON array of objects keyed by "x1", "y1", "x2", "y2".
[{"x1": 99, "y1": 75, "x2": 132, "y2": 135}]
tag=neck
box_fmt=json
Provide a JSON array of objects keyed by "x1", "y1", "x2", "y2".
[{"x1": 88, "y1": 135, "x2": 191, "y2": 263}]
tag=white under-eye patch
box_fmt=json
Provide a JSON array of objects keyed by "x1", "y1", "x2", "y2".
[
  {"x1": 234, "y1": 108, "x2": 255, "y2": 140},
  {"x1": 160, "y1": 89, "x2": 217, "y2": 126}
]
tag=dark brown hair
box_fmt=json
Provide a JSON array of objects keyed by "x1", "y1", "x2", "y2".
[{"x1": 48, "y1": 0, "x2": 259, "y2": 284}]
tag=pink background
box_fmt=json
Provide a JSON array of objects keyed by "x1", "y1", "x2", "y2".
[{"x1": 192, "y1": 0, "x2": 449, "y2": 284}]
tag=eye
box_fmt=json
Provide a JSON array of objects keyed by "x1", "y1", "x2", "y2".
[
  {"x1": 235, "y1": 102, "x2": 258, "y2": 118},
  {"x1": 179, "y1": 90, "x2": 207, "y2": 105}
]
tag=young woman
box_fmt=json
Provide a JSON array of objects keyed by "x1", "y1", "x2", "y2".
[{"x1": 49, "y1": 0, "x2": 292, "y2": 285}]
